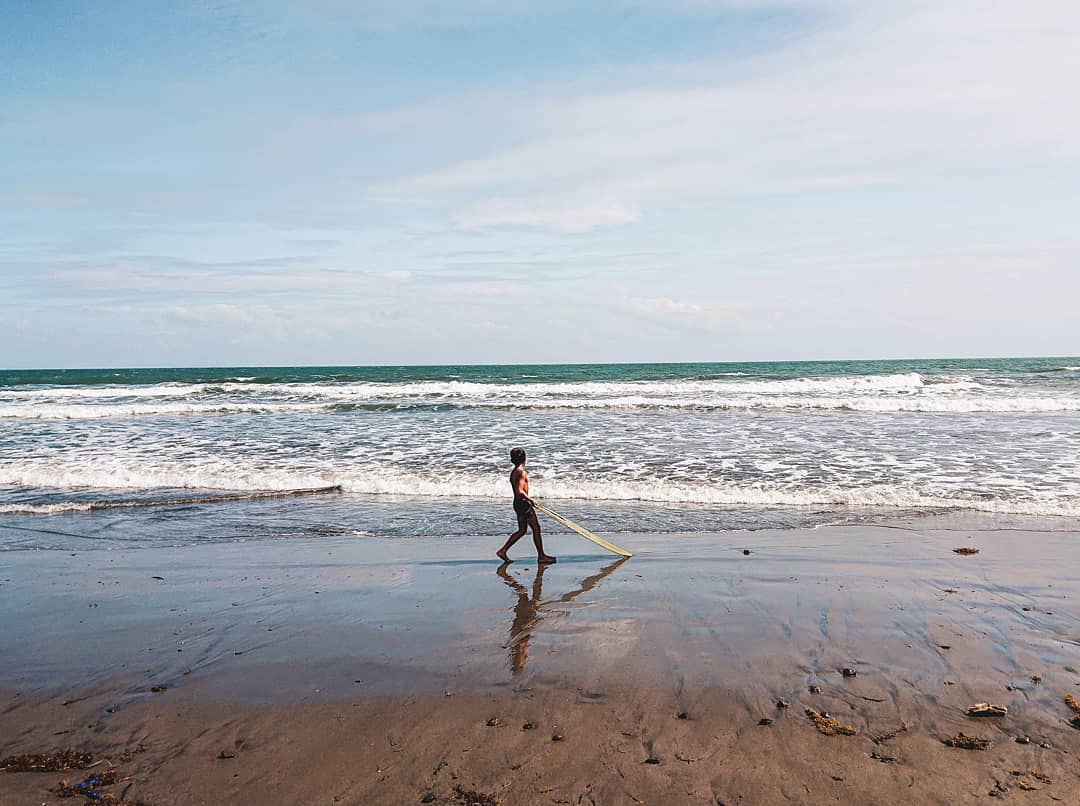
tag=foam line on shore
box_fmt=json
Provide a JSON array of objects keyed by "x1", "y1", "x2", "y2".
[{"x1": 0, "y1": 486, "x2": 341, "y2": 514}]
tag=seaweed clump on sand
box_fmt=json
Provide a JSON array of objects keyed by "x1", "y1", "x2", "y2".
[
  {"x1": 0, "y1": 750, "x2": 94, "y2": 772},
  {"x1": 1066, "y1": 694, "x2": 1080, "y2": 729},
  {"x1": 453, "y1": 784, "x2": 500, "y2": 805},
  {"x1": 805, "y1": 707, "x2": 856, "y2": 736},
  {"x1": 943, "y1": 732, "x2": 991, "y2": 750},
  {"x1": 870, "y1": 721, "x2": 908, "y2": 744},
  {"x1": 952, "y1": 547, "x2": 979, "y2": 555}
]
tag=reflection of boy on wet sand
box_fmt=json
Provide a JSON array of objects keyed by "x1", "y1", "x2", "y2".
[
  {"x1": 497, "y1": 563, "x2": 545, "y2": 675},
  {"x1": 496, "y1": 557, "x2": 628, "y2": 676},
  {"x1": 497, "y1": 447, "x2": 556, "y2": 564}
]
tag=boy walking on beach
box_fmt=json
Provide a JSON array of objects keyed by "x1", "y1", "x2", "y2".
[{"x1": 497, "y1": 447, "x2": 557, "y2": 564}]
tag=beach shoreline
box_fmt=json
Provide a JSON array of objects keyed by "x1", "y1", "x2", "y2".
[{"x1": 3, "y1": 517, "x2": 1079, "y2": 804}]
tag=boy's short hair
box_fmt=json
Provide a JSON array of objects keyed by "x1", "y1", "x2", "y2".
[{"x1": 510, "y1": 447, "x2": 526, "y2": 465}]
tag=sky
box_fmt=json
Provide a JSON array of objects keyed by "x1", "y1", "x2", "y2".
[{"x1": 3, "y1": 0, "x2": 1079, "y2": 368}]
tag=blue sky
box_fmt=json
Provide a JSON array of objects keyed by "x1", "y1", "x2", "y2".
[{"x1": 3, "y1": 0, "x2": 1079, "y2": 368}]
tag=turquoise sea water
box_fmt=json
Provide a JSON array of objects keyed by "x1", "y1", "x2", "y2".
[{"x1": 2, "y1": 357, "x2": 1079, "y2": 549}]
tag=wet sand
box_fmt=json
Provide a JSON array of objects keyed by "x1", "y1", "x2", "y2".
[{"x1": 2, "y1": 514, "x2": 1079, "y2": 804}]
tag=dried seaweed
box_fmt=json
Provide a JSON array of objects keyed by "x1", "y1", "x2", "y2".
[
  {"x1": 1064, "y1": 694, "x2": 1080, "y2": 728},
  {"x1": 952, "y1": 547, "x2": 979, "y2": 555},
  {"x1": 453, "y1": 784, "x2": 499, "y2": 806},
  {"x1": 943, "y1": 732, "x2": 990, "y2": 750},
  {"x1": 116, "y1": 744, "x2": 147, "y2": 764},
  {"x1": 1012, "y1": 769, "x2": 1052, "y2": 785},
  {"x1": 1, "y1": 750, "x2": 94, "y2": 772},
  {"x1": 870, "y1": 721, "x2": 908, "y2": 744},
  {"x1": 805, "y1": 707, "x2": 856, "y2": 736}
]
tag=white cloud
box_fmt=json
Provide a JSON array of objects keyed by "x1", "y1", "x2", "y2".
[
  {"x1": 377, "y1": 1, "x2": 1080, "y2": 223},
  {"x1": 618, "y1": 296, "x2": 706, "y2": 317},
  {"x1": 612, "y1": 296, "x2": 759, "y2": 334},
  {"x1": 453, "y1": 200, "x2": 639, "y2": 234}
]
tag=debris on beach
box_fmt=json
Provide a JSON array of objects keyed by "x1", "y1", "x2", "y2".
[
  {"x1": 805, "y1": 707, "x2": 855, "y2": 736},
  {"x1": 452, "y1": 784, "x2": 499, "y2": 805},
  {"x1": 1, "y1": 750, "x2": 94, "y2": 772},
  {"x1": 943, "y1": 732, "x2": 991, "y2": 750},
  {"x1": 776, "y1": 699, "x2": 789, "y2": 709},
  {"x1": 967, "y1": 703, "x2": 1008, "y2": 717},
  {"x1": 1011, "y1": 770, "x2": 1052, "y2": 789},
  {"x1": 758, "y1": 717, "x2": 774, "y2": 726},
  {"x1": 52, "y1": 769, "x2": 124, "y2": 798},
  {"x1": 644, "y1": 756, "x2": 662, "y2": 765},
  {"x1": 485, "y1": 717, "x2": 499, "y2": 727},
  {"x1": 1030, "y1": 674, "x2": 1042, "y2": 685},
  {"x1": 551, "y1": 734, "x2": 564, "y2": 742},
  {"x1": 521, "y1": 721, "x2": 536, "y2": 730},
  {"x1": 808, "y1": 685, "x2": 821, "y2": 694},
  {"x1": 149, "y1": 684, "x2": 167, "y2": 693},
  {"x1": 676, "y1": 710, "x2": 688, "y2": 719},
  {"x1": 1066, "y1": 694, "x2": 1080, "y2": 728},
  {"x1": 841, "y1": 668, "x2": 857, "y2": 678},
  {"x1": 870, "y1": 721, "x2": 908, "y2": 744},
  {"x1": 869, "y1": 750, "x2": 897, "y2": 764},
  {"x1": 952, "y1": 547, "x2": 979, "y2": 555}
]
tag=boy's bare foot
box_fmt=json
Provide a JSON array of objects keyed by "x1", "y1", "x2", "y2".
[
  {"x1": 496, "y1": 549, "x2": 511, "y2": 563},
  {"x1": 538, "y1": 555, "x2": 557, "y2": 564}
]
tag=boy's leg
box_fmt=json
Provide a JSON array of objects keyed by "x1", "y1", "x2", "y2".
[
  {"x1": 529, "y1": 511, "x2": 556, "y2": 563},
  {"x1": 497, "y1": 514, "x2": 529, "y2": 562}
]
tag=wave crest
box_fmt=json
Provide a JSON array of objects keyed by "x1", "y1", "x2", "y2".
[{"x1": 3, "y1": 464, "x2": 1078, "y2": 518}]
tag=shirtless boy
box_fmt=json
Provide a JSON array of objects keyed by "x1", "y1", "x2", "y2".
[{"x1": 497, "y1": 447, "x2": 557, "y2": 564}]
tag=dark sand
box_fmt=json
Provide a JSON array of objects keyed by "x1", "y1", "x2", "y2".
[{"x1": 2, "y1": 514, "x2": 1079, "y2": 804}]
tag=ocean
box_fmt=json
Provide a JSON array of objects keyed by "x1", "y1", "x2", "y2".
[{"x1": 2, "y1": 357, "x2": 1079, "y2": 551}]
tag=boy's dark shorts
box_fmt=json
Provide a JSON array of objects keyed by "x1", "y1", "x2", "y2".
[{"x1": 513, "y1": 497, "x2": 534, "y2": 517}]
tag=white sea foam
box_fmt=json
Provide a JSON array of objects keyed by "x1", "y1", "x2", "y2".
[
  {"x1": 3, "y1": 383, "x2": 214, "y2": 399},
  {"x1": 0, "y1": 502, "x2": 95, "y2": 514},
  {"x1": 211, "y1": 373, "x2": 933, "y2": 399},
  {"x1": 3, "y1": 462, "x2": 1078, "y2": 518},
  {"x1": 0, "y1": 401, "x2": 326, "y2": 419}
]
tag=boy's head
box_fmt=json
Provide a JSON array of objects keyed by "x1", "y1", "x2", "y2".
[{"x1": 510, "y1": 447, "x2": 526, "y2": 466}]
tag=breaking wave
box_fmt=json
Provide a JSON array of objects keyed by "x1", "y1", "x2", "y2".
[
  {"x1": 2, "y1": 371, "x2": 1079, "y2": 418},
  {"x1": 2, "y1": 463, "x2": 1078, "y2": 518}
]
